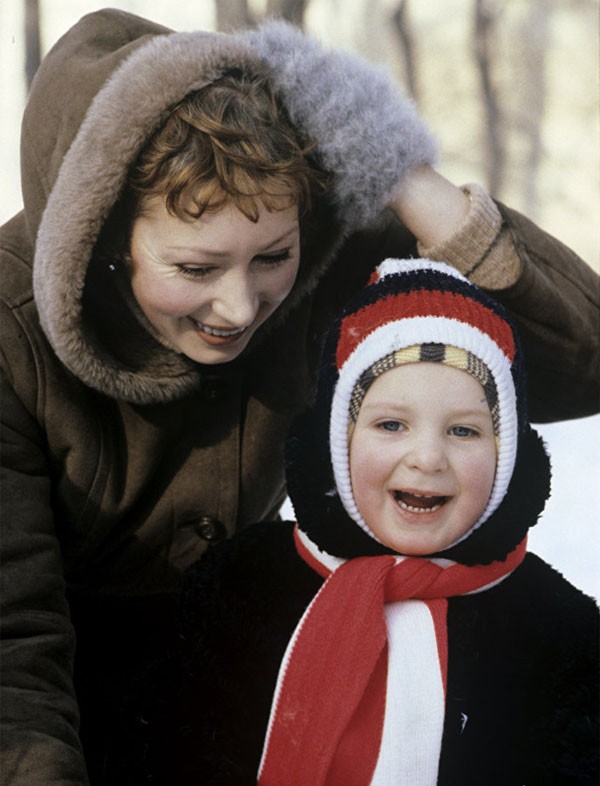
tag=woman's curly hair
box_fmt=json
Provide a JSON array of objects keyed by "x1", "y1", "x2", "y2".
[{"x1": 128, "y1": 66, "x2": 329, "y2": 223}]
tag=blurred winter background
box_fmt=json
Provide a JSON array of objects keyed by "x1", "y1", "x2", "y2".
[{"x1": 1, "y1": 0, "x2": 598, "y2": 599}]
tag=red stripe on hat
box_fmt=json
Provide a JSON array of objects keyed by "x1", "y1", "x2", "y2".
[{"x1": 336, "y1": 290, "x2": 516, "y2": 368}]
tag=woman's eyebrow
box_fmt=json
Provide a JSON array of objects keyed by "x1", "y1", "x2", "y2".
[
  {"x1": 165, "y1": 226, "x2": 299, "y2": 257},
  {"x1": 260, "y1": 225, "x2": 300, "y2": 250}
]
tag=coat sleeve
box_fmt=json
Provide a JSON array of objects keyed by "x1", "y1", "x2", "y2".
[
  {"x1": 0, "y1": 313, "x2": 89, "y2": 785},
  {"x1": 488, "y1": 202, "x2": 599, "y2": 423}
]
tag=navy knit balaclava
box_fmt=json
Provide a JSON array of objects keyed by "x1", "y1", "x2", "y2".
[{"x1": 285, "y1": 258, "x2": 551, "y2": 565}]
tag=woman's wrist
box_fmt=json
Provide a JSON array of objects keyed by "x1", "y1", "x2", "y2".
[{"x1": 387, "y1": 164, "x2": 471, "y2": 247}]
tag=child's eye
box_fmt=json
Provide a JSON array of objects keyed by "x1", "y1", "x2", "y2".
[
  {"x1": 449, "y1": 425, "x2": 478, "y2": 438},
  {"x1": 378, "y1": 420, "x2": 405, "y2": 432}
]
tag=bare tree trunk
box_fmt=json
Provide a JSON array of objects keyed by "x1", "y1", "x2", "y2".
[
  {"x1": 24, "y1": 0, "x2": 41, "y2": 89},
  {"x1": 215, "y1": 0, "x2": 253, "y2": 32},
  {"x1": 266, "y1": 0, "x2": 308, "y2": 26},
  {"x1": 215, "y1": 0, "x2": 307, "y2": 32},
  {"x1": 391, "y1": 0, "x2": 419, "y2": 101},
  {"x1": 473, "y1": 0, "x2": 505, "y2": 197},
  {"x1": 518, "y1": 2, "x2": 550, "y2": 218}
]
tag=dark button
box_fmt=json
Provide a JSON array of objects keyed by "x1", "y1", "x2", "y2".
[
  {"x1": 193, "y1": 516, "x2": 227, "y2": 543},
  {"x1": 200, "y1": 375, "x2": 227, "y2": 403}
]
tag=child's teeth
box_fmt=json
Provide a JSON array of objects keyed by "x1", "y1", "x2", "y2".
[
  {"x1": 394, "y1": 491, "x2": 447, "y2": 513},
  {"x1": 398, "y1": 500, "x2": 442, "y2": 514}
]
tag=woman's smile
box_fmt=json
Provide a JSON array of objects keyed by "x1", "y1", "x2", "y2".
[{"x1": 190, "y1": 319, "x2": 249, "y2": 344}]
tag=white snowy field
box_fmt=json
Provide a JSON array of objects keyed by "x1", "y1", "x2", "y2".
[{"x1": 1, "y1": 1, "x2": 598, "y2": 600}]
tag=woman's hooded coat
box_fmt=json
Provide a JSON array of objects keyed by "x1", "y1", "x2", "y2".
[{"x1": 0, "y1": 8, "x2": 598, "y2": 785}]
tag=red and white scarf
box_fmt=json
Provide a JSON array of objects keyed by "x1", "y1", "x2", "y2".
[{"x1": 258, "y1": 526, "x2": 527, "y2": 786}]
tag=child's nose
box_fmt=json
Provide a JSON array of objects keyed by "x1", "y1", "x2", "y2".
[{"x1": 406, "y1": 434, "x2": 448, "y2": 474}]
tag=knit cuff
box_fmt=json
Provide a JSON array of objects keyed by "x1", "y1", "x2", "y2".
[{"x1": 417, "y1": 183, "x2": 521, "y2": 290}]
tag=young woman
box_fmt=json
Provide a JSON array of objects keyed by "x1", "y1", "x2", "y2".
[{"x1": 1, "y1": 10, "x2": 598, "y2": 785}]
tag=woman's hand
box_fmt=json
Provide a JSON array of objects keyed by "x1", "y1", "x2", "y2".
[
  {"x1": 388, "y1": 165, "x2": 471, "y2": 247},
  {"x1": 243, "y1": 20, "x2": 438, "y2": 229}
]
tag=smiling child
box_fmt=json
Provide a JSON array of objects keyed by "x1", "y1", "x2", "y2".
[
  {"x1": 152, "y1": 258, "x2": 598, "y2": 786},
  {"x1": 348, "y1": 361, "x2": 497, "y2": 556}
]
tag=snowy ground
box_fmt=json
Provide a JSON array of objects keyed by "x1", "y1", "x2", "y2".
[{"x1": 1, "y1": 1, "x2": 598, "y2": 601}]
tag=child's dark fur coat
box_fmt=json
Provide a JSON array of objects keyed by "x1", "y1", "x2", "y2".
[{"x1": 142, "y1": 520, "x2": 598, "y2": 786}]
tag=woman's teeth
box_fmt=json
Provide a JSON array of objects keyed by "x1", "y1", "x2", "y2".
[
  {"x1": 195, "y1": 321, "x2": 246, "y2": 337},
  {"x1": 394, "y1": 491, "x2": 448, "y2": 513}
]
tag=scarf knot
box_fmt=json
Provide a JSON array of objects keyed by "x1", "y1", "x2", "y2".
[{"x1": 384, "y1": 558, "x2": 447, "y2": 601}]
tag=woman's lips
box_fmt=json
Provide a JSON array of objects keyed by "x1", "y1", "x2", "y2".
[{"x1": 190, "y1": 319, "x2": 248, "y2": 346}]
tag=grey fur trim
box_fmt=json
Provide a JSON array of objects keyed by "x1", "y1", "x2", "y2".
[{"x1": 242, "y1": 20, "x2": 438, "y2": 229}]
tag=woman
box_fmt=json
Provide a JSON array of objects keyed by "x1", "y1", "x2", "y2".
[{"x1": 0, "y1": 10, "x2": 597, "y2": 785}]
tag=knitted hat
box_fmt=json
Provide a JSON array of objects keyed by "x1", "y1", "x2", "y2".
[{"x1": 285, "y1": 258, "x2": 551, "y2": 565}]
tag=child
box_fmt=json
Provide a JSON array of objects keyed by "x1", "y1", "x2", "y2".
[{"x1": 168, "y1": 259, "x2": 598, "y2": 785}]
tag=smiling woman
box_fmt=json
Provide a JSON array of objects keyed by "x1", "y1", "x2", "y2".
[
  {"x1": 128, "y1": 199, "x2": 301, "y2": 364},
  {"x1": 96, "y1": 67, "x2": 316, "y2": 366}
]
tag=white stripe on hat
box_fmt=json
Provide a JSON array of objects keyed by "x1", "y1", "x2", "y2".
[{"x1": 376, "y1": 257, "x2": 470, "y2": 285}]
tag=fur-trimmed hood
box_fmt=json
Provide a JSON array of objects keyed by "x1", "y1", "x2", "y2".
[{"x1": 22, "y1": 9, "x2": 436, "y2": 404}]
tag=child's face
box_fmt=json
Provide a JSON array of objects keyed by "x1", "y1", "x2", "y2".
[{"x1": 349, "y1": 362, "x2": 497, "y2": 555}]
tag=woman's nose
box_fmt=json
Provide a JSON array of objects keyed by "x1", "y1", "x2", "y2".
[{"x1": 211, "y1": 272, "x2": 258, "y2": 326}]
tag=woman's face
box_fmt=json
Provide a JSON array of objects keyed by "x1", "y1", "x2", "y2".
[{"x1": 129, "y1": 197, "x2": 301, "y2": 364}]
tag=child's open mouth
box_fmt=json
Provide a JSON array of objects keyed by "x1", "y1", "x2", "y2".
[{"x1": 393, "y1": 491, "x2": 449, "y2": 514}]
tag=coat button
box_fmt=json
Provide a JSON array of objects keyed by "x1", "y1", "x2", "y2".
[
  {"x1": 193, "y1": 516, "x2": 227, "y2": 542},
  {"x1": 200, "y1": 375, "x2": 227, "y2": 403}
]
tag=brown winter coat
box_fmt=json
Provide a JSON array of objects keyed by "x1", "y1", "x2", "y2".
[{"x1": 0, "y1": 8, "x2": 598, "y2": 786}]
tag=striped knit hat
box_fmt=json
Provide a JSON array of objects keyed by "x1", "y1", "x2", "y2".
[{"x1": 285, "y1": 258, "x2": 551, "y2": 564}]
